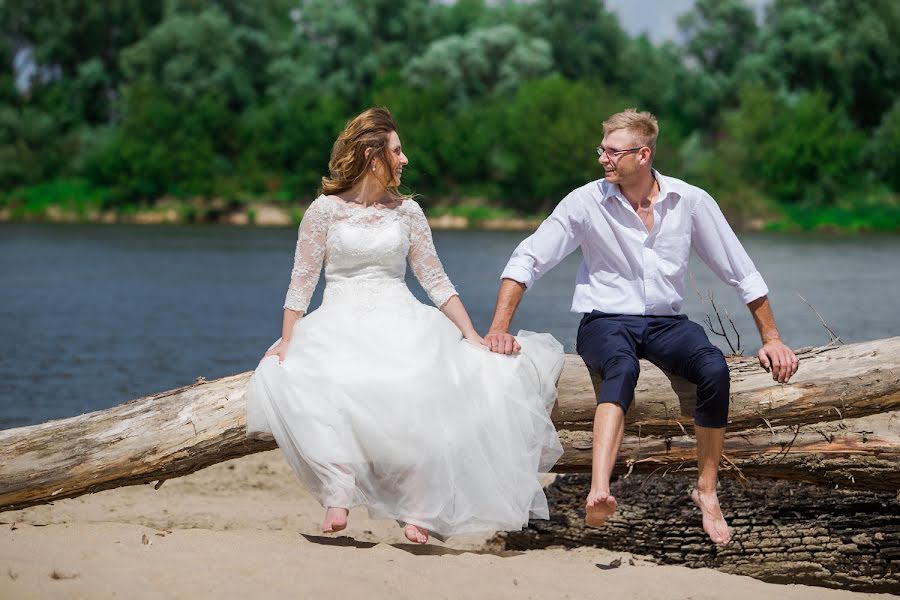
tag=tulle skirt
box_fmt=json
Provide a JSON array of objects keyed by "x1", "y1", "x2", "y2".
[{"x1": 246, "y1": 281, "x2": 564, "y2": 538}]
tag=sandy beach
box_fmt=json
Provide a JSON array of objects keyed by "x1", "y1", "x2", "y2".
[{"x1": 0, "y1": 450, "x2": 893, "y2": 600}]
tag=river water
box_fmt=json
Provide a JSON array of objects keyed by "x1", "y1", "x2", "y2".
[{"x1": 1, "y1": 223, "x2": 898, "y2": 429}]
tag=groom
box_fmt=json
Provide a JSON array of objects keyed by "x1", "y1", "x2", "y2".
[{"x1": 484, "y1": 109, "x2": 798, "y2": 544}]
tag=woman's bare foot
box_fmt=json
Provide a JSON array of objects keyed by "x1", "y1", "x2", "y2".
[
  {"x1": 690, "y1": 488, "x2": 731, "y2": 544},
  {"x1": 585, "y1": 489, "x2": 618, "y2": 527},
  {"x1": 403, "y1": 524, "x2": 429, "y2": 544},
  {"x1": 322, "y1": 507, "x2": 348, "y2": 533}
]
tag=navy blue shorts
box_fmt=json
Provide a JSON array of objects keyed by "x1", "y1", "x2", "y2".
[{"x1": 576, "y1": 311, "x2": 730, "y2": 428}]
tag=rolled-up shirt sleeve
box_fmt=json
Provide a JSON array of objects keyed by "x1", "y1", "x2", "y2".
[
  {"x1": 691, "y1": 193, "x2": 768, "y2": 304},
  {"x1": 501, "y1": 193, "x2": 585, "y2": 289}
]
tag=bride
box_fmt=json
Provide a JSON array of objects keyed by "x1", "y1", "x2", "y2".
[{"x1": 245, "y1": 107, "x2": 564, "y2": 544}]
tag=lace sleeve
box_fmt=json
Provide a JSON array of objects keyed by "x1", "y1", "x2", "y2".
[
  {"x1": 284, "y1": 198, "x2": 330, "y2": 312},
  {"x1": 405, "y1": 200, "x2": 458, "y2": 308}
]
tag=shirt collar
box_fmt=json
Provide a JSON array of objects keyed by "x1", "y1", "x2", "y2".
[{"x1": 600, "y1": 170, "x2": 679, "y2": 204}]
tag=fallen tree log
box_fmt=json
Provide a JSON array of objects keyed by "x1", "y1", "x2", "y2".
[{"x1": 1, "y1": 337, "x2": 899, "y2": 512}]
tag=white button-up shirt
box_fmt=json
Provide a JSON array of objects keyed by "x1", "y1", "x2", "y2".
[{"x1": 501, "y1": 172, "x2": 768, "y2": 316}]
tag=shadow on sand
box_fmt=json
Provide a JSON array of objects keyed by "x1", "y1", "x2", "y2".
[{"x1": 300, "y1": 533, "x2": 524, "y2": 557}]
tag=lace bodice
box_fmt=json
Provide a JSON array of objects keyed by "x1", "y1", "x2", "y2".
[{"x1": 283, "y1": 195, "x2": 458, "y2": 313}]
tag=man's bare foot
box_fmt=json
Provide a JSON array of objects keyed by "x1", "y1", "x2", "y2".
[
  {"x1": 322, "y1": 507, "x2": 348, "y2": 533},
  {"x1": 585, "y1": 490, "x2": 618, "y2": 527},
  {"x1": 403, "y1": 524, "x2": 429, "y2": 544},
  {"x1": 690, "y1": 488, "x2": 731, "y2": 544}
]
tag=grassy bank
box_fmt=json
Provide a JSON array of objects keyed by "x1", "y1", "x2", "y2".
[
  {"x1": 763, "y1": 191, "x2": 900, "y2": 233},
  {"x1": 2, "y1": 178, "x2": 898, "y2": 233}
]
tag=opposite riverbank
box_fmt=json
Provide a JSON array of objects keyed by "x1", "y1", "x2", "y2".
[
  {"x1": 0, "y1": 193, "x2": 548, "y2": 231},
  {"x1": 1, "y1": 179, "x2": 898, "y2": 233}
]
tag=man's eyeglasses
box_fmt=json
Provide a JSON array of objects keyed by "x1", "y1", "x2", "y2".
[{"x1": 596, "y1": 145, "x2": 644, "y2": 159}]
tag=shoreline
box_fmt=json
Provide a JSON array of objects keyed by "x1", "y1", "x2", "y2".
[
  {"x1": 1, "y1": 200, "x2": 896, "y2": 234},
  {"x1": 0, "y1": 201, "x2": 548, "y2": 232}
]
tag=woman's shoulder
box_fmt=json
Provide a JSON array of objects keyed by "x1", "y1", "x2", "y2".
[
  {"x1": 306, "y1": 194, "x2": 339, "y2": 214},
  {"x1": 297, "y1": 195, "x2": 338, "y2": 227},
  {"x1": 397, "y1": 197, "x2": 425, "y2": 217}
]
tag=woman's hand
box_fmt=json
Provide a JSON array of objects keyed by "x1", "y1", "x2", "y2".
[
  {"x1": 463, "y1": 331, "x2": 486, "y2": 346},
  {"x1": 264, "y1": 340, "x2": 290, "y2": 363}
]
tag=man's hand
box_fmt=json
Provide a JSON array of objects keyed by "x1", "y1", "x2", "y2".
[
  {"x1": 757, "y1": 339, "x2": 798, "y2": 383},
  {"x1": 484, "y1": 330, "x2": 520, "y2": 354}
]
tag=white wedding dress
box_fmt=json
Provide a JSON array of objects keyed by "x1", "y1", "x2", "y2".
[{"x1": 246, "y1": 195, "x2": 564, "y2": 538}]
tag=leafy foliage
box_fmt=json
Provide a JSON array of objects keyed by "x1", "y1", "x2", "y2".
[{"x1": 0, "y1": 0, "x2": 898, "y2": 230}]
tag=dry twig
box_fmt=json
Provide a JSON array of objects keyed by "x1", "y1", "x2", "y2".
[
  {"x1": 701, "y1": 290, "x2": 743, "y2": 355},
  {"x1": 797, "y1": 292, "x2": 842, "y2": 345}
]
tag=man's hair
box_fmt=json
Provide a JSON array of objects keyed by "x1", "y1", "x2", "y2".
[{"x1": 602, "y1": 109, "x2": 659, "y2": 153}]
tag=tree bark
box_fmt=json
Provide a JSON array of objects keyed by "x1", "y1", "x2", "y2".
[
  {"x1": 500, "y1": 473, "x2": 900, "y2": 594},
  {"x1": 1, "y1": 337, "x2": 899, "y2": 512}
]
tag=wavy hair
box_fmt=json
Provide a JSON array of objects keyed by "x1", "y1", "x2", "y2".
[{"x1": 319, "y1": 107, "x2": 408, "y2": 200}]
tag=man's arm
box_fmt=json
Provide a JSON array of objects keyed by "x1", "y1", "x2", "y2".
[
  {"x1": 484, "y1": 279, "x2": 527, "y2": 354},
  {"x1": 689, "y1": 193, "x2": 797, "y2": 382},
  {"x1": 747, "y1": 295, "x2": 798, "y2": 383},
  {"x1": 484, "y1": 192, "x2": 586, "y2": 354}
]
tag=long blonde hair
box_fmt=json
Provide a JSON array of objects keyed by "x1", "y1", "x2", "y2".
[{"x1": 320, "y1": 107, "x2": 408, "y2": 201}]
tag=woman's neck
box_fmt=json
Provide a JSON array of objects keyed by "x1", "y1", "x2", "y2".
[{"x1": 342, "y1": 179, "x2": 388, "y2": 207}]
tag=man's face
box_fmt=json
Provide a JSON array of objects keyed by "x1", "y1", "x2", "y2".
[{"x1": 598, "y1": 129, "x2": 645, "y2": 185}]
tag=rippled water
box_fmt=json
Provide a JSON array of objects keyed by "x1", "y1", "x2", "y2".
[{"x1": 2, "y1": 223, "x2": 898, "y2": 429}]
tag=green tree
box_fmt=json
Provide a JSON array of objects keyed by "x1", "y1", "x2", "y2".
[
  {"x1": 500, "y1": 76, "x2": 633, "y2": 210},
  {"x1": 84, "y1": 82, "x2": 228, "y2": 201},
  {"x1": 428, "y1": 0, "x2": 492, "y2": 37},
  {"x1": 724, "y1": 86, "x2": 863, "y2": 205},
  {"x1": 753, "y1": 0, "x2": 900, "y2": 128},
  {"x1": 0, "y1": 0, "x2": 164, "y2": 124},
  {"x1": 867, "y1": 100, "x2": 900, "y2": 192},
  {"x1": 370, "y1": 73, "x2": 455, "y2": 194},
  {"x1": 0, "y1": 103, "x2": 67, "y2": 189},
  {"x1": 0, "y1": 41, "x2": 17, "y2": 104},
  {"x1": 120, "y1": 7, "x2": 263, "y2": 112},
  {"x1": 237, "y1": 93, "x2": 349, "y2": 199},
  {"x1": 674, "y1": 0, "x2": 759, "y2": 121},
  {"x1": 271, "y1": 0, "x2": 441, "y2": 104},
  {"x1": 515, "y1": 0, "x2": 630, "y2": 84},
  {"x1": 679, "y1": 0, "x2": 758, "y2": 74},
  {"x1": 405, "y1": 24, "x2": 553, "y2": 108},
  {"x1": 619, "y1": 38, "x2": 698, "y2": 137}
]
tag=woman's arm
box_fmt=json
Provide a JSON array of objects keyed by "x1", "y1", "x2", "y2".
[
  {"x1": 264, "y1": 308, "x2": 303, "y2": 362},
  {"x1": 406, "y1": 200, "x2": 459, "y2": 308},
  {"x1": 265, "y1": 200, "x2": 329, "y2": 362},
  {"x1": 440, "y1": 295, "x2": 483, "y2": 344}
]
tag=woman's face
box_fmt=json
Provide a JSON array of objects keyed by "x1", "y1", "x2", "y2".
[{"x1": 382, "y1": 130, "x2": 408, "y2": 187}]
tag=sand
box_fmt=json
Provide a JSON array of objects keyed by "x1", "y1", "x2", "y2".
[{"x1": 0, "y1": 451, "x2": 893, "y2": 600}]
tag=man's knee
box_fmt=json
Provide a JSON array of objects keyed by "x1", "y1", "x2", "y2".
[
  {"x1": 603, "y1": 354, "x2": 640, "y2": 381},
  {"x1": 698, "y1": 355, "x2": 730, "y2": 389},
  {"x1": 693, "y1": 352, "x2": 730, "y2": 427},
  {"x1": 592, "y1": 354, "x2": 640, "y2": 412}
]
